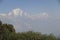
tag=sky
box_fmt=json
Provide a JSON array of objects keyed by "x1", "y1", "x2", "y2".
[{"x1": 0, "y1": 0, "x2": 60, "y2": 35}]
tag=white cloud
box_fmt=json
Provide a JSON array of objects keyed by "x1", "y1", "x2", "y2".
[
  {"x1": 0, "y1": 8, "x2": 23, "y2": 18},
  {"x1": 0, "y1": 8, "x2": 48, "y2": 20},
  {"x1": 0, "y1": 13, "x2": 7, "y2": 17},
  {"x1": 8, "y1": 12, "x2": 12, "y2": 16},
  {"x1": 12, "y1": 8, "x2": 23, "y2": 16},
  {"x1": 27, "y1": 12, "x2": 48, "y2": 20}
]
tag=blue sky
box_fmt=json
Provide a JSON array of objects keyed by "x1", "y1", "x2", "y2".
[
  {"x1": 0, "y1": 0, "x2": 60, "y2": 35},
  {"x1": 0, "y1": 0, "x2": 60, "y2": 14}
]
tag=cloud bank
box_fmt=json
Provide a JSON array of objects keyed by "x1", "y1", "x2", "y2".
[
  {"x1": 1, "y1": 8, "x2": 60, "y2": 35},
  {"x1": 28, "y1": 12, "x2": 48, "y2": 20},
  {"x1": 0, "y1": 8, "x2": 49, "y2": 20}
]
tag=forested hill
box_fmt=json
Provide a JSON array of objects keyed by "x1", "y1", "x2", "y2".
[{"x1": 0, "y1": 21, "x2": 60, "y2": 40}]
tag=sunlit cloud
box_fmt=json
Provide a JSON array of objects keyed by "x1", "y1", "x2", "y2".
[{"x1": 12, "y1": 8, "x2": 23, "y2": 16}]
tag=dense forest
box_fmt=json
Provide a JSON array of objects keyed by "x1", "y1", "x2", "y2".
[{"x1": 0, "y1": 21, "x2": 60, "y2": 40}]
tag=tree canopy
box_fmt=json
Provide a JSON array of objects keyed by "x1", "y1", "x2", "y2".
[{"x1": 0, "y1": 20, "x2": 60, "y2": 40}]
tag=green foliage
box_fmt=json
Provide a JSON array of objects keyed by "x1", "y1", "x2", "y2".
[
  {"x1": 0, "y1": 20, "x2": 59, "y2": 40},
  {"x1": 0, "y1": 21, "x2": 16, "y2": 40},
  {"x1": 15, "y1": 31, "x2": 57, "y2": 40}
]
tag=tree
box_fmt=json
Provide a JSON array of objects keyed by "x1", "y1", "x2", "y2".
[
  {"x1": 46, "y1": 34, "x2": 57, "y2": 40},
  {"x1": 0, "y1": 21, "x2": 16, "y2": 40}
]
